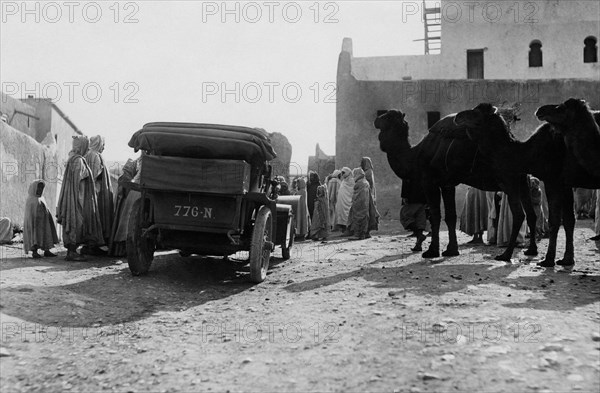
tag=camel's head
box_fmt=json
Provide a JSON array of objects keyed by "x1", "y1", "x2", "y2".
[
  {"x1": 373, "y1": 109, "x2": 409, "y2": 153},
  {"x1": 536, "y1": 103, "x2": 567, "y2": 125},
  {"x1": 536, "y1": 98, "x2": 593, "y2": 133},
  {"x1": 454, "y1": 103, "x2": 510, "y2": 144}
]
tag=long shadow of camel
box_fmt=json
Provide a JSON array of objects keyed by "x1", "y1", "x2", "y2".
[{"x1": 284, "y1": 259, "x2": 599, "y2": 312}]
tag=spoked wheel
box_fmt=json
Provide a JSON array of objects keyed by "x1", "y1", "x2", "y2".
[
  {"x1": 281, "y1": 215, "x2": 294, "y2": 260},
  {"x1": 249, "y1": 206, "x2": 273, "y2": 283},
  {"x1": 126, "y1": 199, "x2": 155, "y2": 276}
]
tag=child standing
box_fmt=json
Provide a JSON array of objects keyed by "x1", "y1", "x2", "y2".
[
  {"x1": 528, "y1": 175, "x2": 546, "y2": 238},
  {"x1": 23, "y1": 179, "x2": 58, "y2": 258},
  {"x1": 310, "y1": 185, "x2": 330, "y2": 240}
]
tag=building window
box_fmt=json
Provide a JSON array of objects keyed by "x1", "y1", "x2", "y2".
[
  {"x1": 427, "y1": 111, "x2": 441, "y2": 129},
  {"x1": 529, "y1": 40, "x2": 543, "y2": 67},
  {"x1": 467, "y1": 50, "x2": 484, "y2": 79},
  {"x1": 584, "y1": 36, "x2": 598, "y2": 63}
]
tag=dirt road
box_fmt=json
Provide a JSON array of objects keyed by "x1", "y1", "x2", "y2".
[{"x1": 1, "y1": 220, "x2": 599, "y2": 392}]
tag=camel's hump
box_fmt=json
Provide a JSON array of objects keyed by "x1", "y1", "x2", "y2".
[{"x1": 428, "y1": 114, "x2": 470, "y2": 139}]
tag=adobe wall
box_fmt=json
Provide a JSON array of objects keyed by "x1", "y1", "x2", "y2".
[
  {"x1": 268, "y1": 132, "x2": 294, "y2": 180},
  {"x1": 0, "y1": 92, "x2": 37, "y2": 140},
  {"x1": 21, "y1": 99, "x2": 80, "y2": 163},
  {"x1": 49, "y1": 106, "x2": 81, "y2": 167},
  {"x1": 307, "y1": 156, "x2": 336, "y2": 183},
  {"x1": 0, "y1": 122, "x2": 59, "y2": 227},
  {"x1": 336, "y1": 73, "x2": 600, "y2": 219},
  {"x1": 351, "y1": 1, "x2": 599, "y2": 81},
  {"x1": 440, "y1": 0, "x2": 600, "y2": 80}
]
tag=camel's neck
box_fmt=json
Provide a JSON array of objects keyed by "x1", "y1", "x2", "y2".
[
  {"x1": 519, "y1": 135, "x2": 547, "y2": 176},
  {"x1": 563, "y1": 115, "x2": 600, "y2": 178},
  {"x1": 520, "y1": 125, "x2": 569, "y2": 181},
  {"x1": 475, "y1": 133, "x2": 543, "y2": 177},
  {"x1": 386, "y1": 137, "x2": 417, "y2": 179}
]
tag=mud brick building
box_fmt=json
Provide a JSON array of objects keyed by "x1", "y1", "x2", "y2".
[
  {"x1": 307, "y1": 144, "x2": 335, "y2": 183},
  {"x1": 0, "y1": 93, "x2": 83, "y2": 226}
]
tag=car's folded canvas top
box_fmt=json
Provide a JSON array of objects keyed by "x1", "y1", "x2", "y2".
[{"x1": 128, "y1": 122, "x2": 277, "y2": 164}]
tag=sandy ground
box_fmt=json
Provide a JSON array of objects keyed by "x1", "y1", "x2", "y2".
[{"x1": 1, "y1": 219, "x2": 599, "y2": 393}]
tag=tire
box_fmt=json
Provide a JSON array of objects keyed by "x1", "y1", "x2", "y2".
[
  {"x1": 281, "y1": 215, "x2": 294, "y2": 260},
  {"x1": 126, "y1": 199, "x2": 155, "y2": 276},
  {"x1": 249, "y1": 205, "x2": 273, "y2": 283}
]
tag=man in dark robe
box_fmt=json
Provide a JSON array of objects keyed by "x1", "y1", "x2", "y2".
[
  {"x1": 306, "y1": 171, "x2": 320, "y2": 220},
  {"x1": 108, "y1": 158, "x2": 138, "y2": 256},
  {"x1": 56, "y1": 136, "x2": 104, "y2": 261},
  {"x1": 0, "y1": 218, "x2": 12, "y2": 244},
  {"x1": 309, "y1": 185, "x2": 329, "y2": 240},
  {"x1": 348, "y1": 168, "x2": 371, "y2": 240},
  {"x1": 327, "y1": 170, "x2": 341, "y2": 230},
  {"x1": 84, "y1": 135, "x2": 114, "y2": 252},
  {"x1": 360, "y1": 157, "x2": 377, "y2": 202},
  {"x1": 593, "y1": 189, "x2": 600, "y2": 241},
  {"x1": 111, "y1": 157, "x2": 142, "y2": 256},
  {"x1": 400, "y1": 177, "x2": 427, "y2": 252}
]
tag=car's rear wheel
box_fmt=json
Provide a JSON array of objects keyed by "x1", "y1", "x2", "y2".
[
  {"x1": 249, "y1": 206, "x2": 272, "y2": 283},
  {"x1": 126, "y1": 199, "x2": 155, "y2": 275}
]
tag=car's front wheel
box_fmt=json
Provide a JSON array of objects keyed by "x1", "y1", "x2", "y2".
[{"x1": 249, "y1": 206, "x2": 273, "y2": 283}]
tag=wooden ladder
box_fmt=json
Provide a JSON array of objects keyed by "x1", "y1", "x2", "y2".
[{"x1": 422, "y1": 0, "x2": 441, "y2": 54}]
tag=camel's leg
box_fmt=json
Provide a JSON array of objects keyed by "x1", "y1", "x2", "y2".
[
  {"x1": 422, "y1": 185, "x2": 441, "y2": 259},
  {"x1": 538, "y1": 183, "x2": 562, "y2": 267},
  {"x1": 557, "y1": 187, "x2": 576, "y2": 266},
  {"x1": 521, "y1": 178, "x2": 538, "y2": 257},
  {"x1": 441, "y1": 186, "x2": 459, "y2": 257},
  {"x1": 495, "y1": 190, "x2": 525, "y2": 262}
]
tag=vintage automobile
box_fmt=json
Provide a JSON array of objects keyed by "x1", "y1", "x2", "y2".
[{"x1": 125, "y1": 122, "x2": 297, "y2": 283}]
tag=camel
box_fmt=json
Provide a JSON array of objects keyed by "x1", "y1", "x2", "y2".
[
  {"x1": 373, "y1": 109, "x2": 538, "y2": 261},
  {"x1": 455, "y1": 104, "x2": 600, "y2": 266},
  {"x1": 535, "y1": 98, "x2": 600, "y2": 178}
]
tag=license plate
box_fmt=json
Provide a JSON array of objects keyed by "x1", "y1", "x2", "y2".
[
  {"x1": 151, "y1": 193, "x2": 237, "y2": 227},
  {"x1": 173, "y1": 205, "x2": 214, "y2": 220}
]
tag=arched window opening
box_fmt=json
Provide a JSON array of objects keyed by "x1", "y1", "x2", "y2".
[
  {"x1": 529, "y1": 40, "x2": 542, "y2": 67},
  {"x1": 584, "y1": 36, "x2": 598, "y2": 63}
]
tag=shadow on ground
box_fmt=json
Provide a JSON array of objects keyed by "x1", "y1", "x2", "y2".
[
  {"x1": 284, "y1": 258, "x2": 599, "y2": 312},
  {"x1": 0, "y1": 251, "x2": 293, "y2": 328}
]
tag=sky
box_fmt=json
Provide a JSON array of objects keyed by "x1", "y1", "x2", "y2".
[{"x1": 1, "y1": 0, "x2": 426, "y2": 168}]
